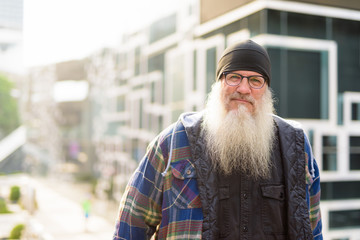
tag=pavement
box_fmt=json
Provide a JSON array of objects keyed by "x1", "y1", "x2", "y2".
[{"x1": 0, "y1": 174, "x2": 118, "y2": 240}]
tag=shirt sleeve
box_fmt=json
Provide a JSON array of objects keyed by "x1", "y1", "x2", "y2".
[
  {"x1": 112, "y1": 136, "x2": 166, "y2": 240},
  {"x1": 304, "y1": 133, "x2": 323, "y2": 240}
]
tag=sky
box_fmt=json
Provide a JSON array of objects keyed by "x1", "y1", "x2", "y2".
[{"x1": 23, "y1": 0, "x2": 180, "y2": 68}]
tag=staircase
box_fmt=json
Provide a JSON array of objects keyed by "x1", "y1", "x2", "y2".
[{"x1": 0, "y1": 126, "x2": 26, "y2": 162}]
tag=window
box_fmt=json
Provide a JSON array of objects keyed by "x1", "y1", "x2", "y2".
[
  {"x1": 134, "y1": 47, "x2": 141, "y2": 76},
  {"x1": 322, "y1": 136, "x2": 337, "y2": 171},
  {"x1": 352, "y1": 103, "x2": 360, "y2": 121},
  {"x1": 332, "y1": 19, "x2": 360, "y2": 93},
  {"x1": 287, "y1": 12, "x2": 326, "y2": 39},
  {"x1": 350, "y1": 136, "x2": 360, "y2": 170},
  {"x1": 149, "y1": 14, "x2": 176, "y2": 43},
  {"x1": 116, "y1": 95, "x2": 125, "y2": 112},
  {"x1": 329, "y1": 209, "x2": 360, "y2": 230},
  {"x1": 268, "y1": 48, "x2": 327, "y2": 119},
  {"x1": 193, "y1": 50, "x2": 197, "y2": 91},
  {"x1": 169, "y1": 54, "x2": 184, "y2": 102},
  {"x1": 206, "y1": 47, "x2": 216, "y2": 94},
  {"x1": 148, "y1": 53, "x2": 164, "y2": 72},
  {"x1": 321, "y1": 181, "x2": 360, "y2": 200}
]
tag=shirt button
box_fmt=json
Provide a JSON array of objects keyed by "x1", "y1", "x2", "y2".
[
  {"x1": 186, "y1": 169, "x2": 191, "y2": 175},
  {"x1": 243, "y1": 226, "x2": 248, "y2": 232},
  {"x1": 243, "y1": 193, "x2": 248, "y2": 199}
]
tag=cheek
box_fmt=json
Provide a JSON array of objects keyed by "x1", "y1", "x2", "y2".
[{"x1": 252, "y1": 88, "x2": 266, "y2": 102}]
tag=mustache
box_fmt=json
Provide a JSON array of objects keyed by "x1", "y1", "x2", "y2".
[{"x1": 228, "y1": 93, "x2": 255, "y2": 104}]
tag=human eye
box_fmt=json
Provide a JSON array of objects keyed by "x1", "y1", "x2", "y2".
[
  {"x1": 249, "y1": 76, "x2": 264, "y2": 87},
  {"x1": 227, "y1": 73, "x2": 241, "y2": 82}
]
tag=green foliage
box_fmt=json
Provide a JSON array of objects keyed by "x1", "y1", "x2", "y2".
[
  {"x1": 9, "y1": 186, "x2": 21, "y2": 203},
  {"x1": 0, "y1": 198, "x2": 12, "y2": 214},
  {"x1": 9, "y1": 223, "x2": 25, "y2": 239},
  {"x1": 0, "y1": 74, "x2": 20, "y2": 138}
]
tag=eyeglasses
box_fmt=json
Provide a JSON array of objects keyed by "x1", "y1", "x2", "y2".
[{"x1": 222, "y1": 72, "x2": 266, "y2": 89}]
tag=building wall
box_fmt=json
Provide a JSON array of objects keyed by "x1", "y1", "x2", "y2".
[{"x1": 0, "y1": 0, "x2": 24, "y2": 74}]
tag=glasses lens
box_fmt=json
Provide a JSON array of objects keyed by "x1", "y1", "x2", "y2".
[
  {"x1": 225, "y1": 73, "x2": 241, "y2": 86},
  {"x1": 248, "y1": 76, "x2": 265, "y2": 88}
]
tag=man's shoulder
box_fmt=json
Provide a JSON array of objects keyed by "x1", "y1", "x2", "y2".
[
  {"x1": 272, "y1": 114, "x2": 303, "y2": 130},
  {"x1": 155, "y1": 112, "x2": 202, "y2": 146}
]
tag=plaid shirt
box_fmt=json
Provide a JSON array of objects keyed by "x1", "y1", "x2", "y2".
[{"x1": 113, "y1": 115, "x2": 322, "y2": 240}]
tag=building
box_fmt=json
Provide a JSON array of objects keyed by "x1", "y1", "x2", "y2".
[
  {"x1": 89, "y1": 0, "x2": 360, "y2": 238},
  {"x1": 0, "y1": 0, "x2": 24, "y2": 74},
  {"x1": 0, "y1": 0, "x2": 25, "y2": 172}
]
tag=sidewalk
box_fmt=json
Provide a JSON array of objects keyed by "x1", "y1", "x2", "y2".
[
  {"x1": 30, "y1": 178, "x2": 116, "y2": 240},
  {"x1": 37, "y1": 176, "x2": 119, "y2": 224}
]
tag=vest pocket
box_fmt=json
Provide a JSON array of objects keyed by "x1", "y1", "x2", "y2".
[
  {"x1": 218, "y1": 186, "x2": 230, "y2": 238},
  {"x1": 260, "y1": 184, "x2": 287, "y2": 236}
]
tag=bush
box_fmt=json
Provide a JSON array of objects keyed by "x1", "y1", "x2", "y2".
[
  {"x1": 9, "y1": 223, "x2": 25, "y2": 239},
  {"x1": 9, "y1": 186, "x2": 21, "y2": 203},
  {"x1": 0, "y1": 198, "x2": 11, "y2": 214}
]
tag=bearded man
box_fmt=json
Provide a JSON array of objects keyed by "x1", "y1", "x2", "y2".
[{"x1": 113, "y1": 40, "x2": 323, "y2": 240}]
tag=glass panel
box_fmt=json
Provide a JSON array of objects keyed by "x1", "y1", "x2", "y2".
[
  {"x1": 150, "y1": 13, "x2": 176, "y2": 43},
  {"x1": 287, "y1": 50, "x2": 322, "y2": 119},
  {"x1": 287, "y1": 12, "x2": 326, "y2": 39},
  {"x1": 267, "y1": 48, "x2": 283, "y2": 116},
  {"x1": 170, "y1": 55, "x2": 184, "y2": 102},
  {"x1": 352, "y1": 103, "x2": 360, "y2": 121},
  {"x1": 148, "y1": 53, "x2": 164, "y2": 72},
  {"x1": 333, "y1": 19, "x2": 360, "y2": 92},
  {"x1": 248, "y1": 11, "x2": 261, "y2": 36},
  {"x1": 106, "y1": 122, "x2": 123, "y2": 136},
  {"x1": 134, "y1": 47, "x2": 141, "y2": 76},
  {"x1": 150, "y1": 81, "x2": 156, "y2": 103},
  {"x1": 131, "y1": 139, "x2": 140, "y2": 161},
  {"x1": 117, "y1": 95, "x2": 125, "y2": 112},
  {"x1": 322, "y1": 136, "x2": 337, "y2": 171},
  {"x1": 193, "y1": 50, "x2": 197, "y2": 91},
  {"x1": 139, "y1": 99, "x2": 143, "y2": 129},
  {"x1": 350, "y1": 136, "x2": 360, "y2": 170},
  {"x1": 206, "y1": 47, "x2": 216, "y2": 94},
  {"x1": 268, "y1": 48, "x2": 327, "y2": 119},
  {"x1": 267, "y1": 9, "x2": 281, "y2": 35},
  {"x1": 321, "y1": 181, "x2": 360, "y2": 200},
  {"x1": 329, "y1": 209, "x2": 360, "y2": 230}
]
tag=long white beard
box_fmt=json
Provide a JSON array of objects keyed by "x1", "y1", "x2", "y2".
[{"x1": 202, "y1": 82, "x2": 275, "y2": 179}]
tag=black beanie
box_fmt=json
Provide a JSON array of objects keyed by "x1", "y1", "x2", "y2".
[{"x1": 216, "y1": 40, "x2": 271, "y2": 86}]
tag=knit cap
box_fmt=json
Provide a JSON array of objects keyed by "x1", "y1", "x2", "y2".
[{"x1": 216, "y1": 40, "x2": 271, "y2": 86}]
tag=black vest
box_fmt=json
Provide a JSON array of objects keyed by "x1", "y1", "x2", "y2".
[
  {"x1": 216, "y1": 129, "x2": 287, "y2": 239},
  {"x1": 184, "y1": 115, "x2": 313, "y2": 240}
]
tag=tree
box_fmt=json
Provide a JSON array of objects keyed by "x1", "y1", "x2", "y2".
[{"x1": 0, "y1": 74, "x2": 20, "y2": 138}]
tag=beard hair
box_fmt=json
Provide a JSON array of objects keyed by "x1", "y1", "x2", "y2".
[{"x1": 202, "y1": 81, "x2": 276, "y2": 179}]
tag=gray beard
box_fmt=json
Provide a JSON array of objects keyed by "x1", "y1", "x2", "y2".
[{"x1": 202, "y1": 82, "x2": 275, "y2": 179}]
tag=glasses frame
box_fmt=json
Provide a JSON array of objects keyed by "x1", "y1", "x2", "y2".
[{"x1": 222, "y1": 72, "x2": 267, "y2": 89}]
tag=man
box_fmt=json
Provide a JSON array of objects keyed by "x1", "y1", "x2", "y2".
[{"x1": 113, "y1": 40, "x2": 323, "y2": 239}]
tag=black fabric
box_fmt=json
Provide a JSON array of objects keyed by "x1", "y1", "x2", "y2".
[
  {"x1": 183, "y1": 113, "x2": 313, "y2": 239},
  {"x1": 273, "y1": 116, "x2": 313, "y2": 239},
  {"x1": 216, "y1": 128, "x2": 287, "y2": 239},
  {"x1": 216, "y1": 40, "x2": 271, "y2": 85},
  {"x1": 184, "y1": 115, "x2": 219, "y2": 239}
]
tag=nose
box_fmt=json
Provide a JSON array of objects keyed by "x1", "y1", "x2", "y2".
[{"x1": 235, "y1": 77, "x2": 251, "y2": 94}]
